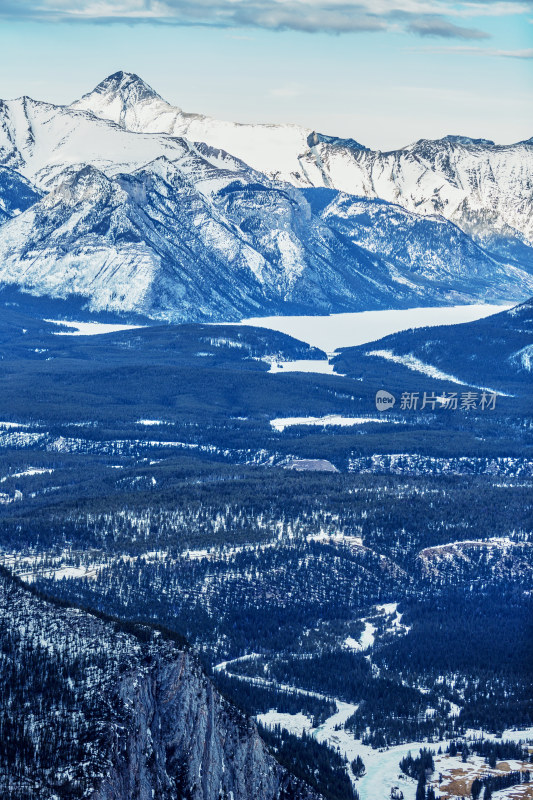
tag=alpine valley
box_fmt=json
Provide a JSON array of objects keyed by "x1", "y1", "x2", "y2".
[{"x1": 0, "y1": 72, "x2": 531, "y2": 800}]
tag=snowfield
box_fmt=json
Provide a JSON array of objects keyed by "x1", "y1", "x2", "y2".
[
  {"x1": 345, "y1": 621, "x2": 376, "y2": 652},
  {"x1": 267, "y1": 359, "x2": 337, "y2": 375},
  {"x1": 367, "y1": 350, "x2": 512, "y2": 396}
]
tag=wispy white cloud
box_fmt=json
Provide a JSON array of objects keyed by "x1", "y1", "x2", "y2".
[
  {"x1": 407, "y1": 17, "x2": 491, "y2": 37},
  {"x1": 0, "y1": 0, "x2": 518, "y2": 38},
  {"x1": 414, "y1": 43, "x2": 533, "y2": 56}
]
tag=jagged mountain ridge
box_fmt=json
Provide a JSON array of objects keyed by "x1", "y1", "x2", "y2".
[
  {"x1": 0, "y1": 74, "x2": 531, "y2": 320},
  {"x1": 0, "y1": 158, "x2": 446, "y2": 322},
  {"x1": 298, "y1": 135, "x2": 533, "y2": 259},
  {"x1": 72, "y1": 72, "x2": 533, "y2": 258},
  {"x1": 0, "y1": 566, "x2": 321, "y2": 800},
  {"x1": 72, "y1": 71, "x2": 324, "y2": 184},
  {"x1": 0, "y1": 93, "x2": 255, "y2": 191}
]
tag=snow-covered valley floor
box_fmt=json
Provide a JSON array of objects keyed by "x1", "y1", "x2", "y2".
[
  {"x1": 257, "y1": 706, "x2": 533, "y2": 800},
  {"x1": 45, "y1": 319, "x2": 145, "y2": 336},
  {"x1": 217, "y1": 597, "x2": 532, "y2": 800}
]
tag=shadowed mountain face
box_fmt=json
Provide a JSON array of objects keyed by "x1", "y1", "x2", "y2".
[{"x1": 0, "y1": 166, "x2": 42, "y2": 223}]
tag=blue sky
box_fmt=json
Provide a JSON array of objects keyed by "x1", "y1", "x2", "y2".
[{"x1": 0, "y1": 1, "x2": 531, "y2": 149}]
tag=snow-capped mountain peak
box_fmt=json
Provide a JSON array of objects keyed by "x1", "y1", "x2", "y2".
[
  {"x1": 71, "y1": 72, "x2": 319, "y2": 182},
  {"x1": 69, "y1": 73, "x2": 533, "y2": 257},
  {"x1": 73, "y1": 70, "x2": 167, "y2": 128}
]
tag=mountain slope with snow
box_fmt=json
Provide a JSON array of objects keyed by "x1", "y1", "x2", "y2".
[
  {"x1": 0, "y1": 566, "x2": 321, "y2": 800},
  {"x1": 71, "y1": 71, "x2": 323, "y2": 184},
  {"x1": 313, "y1": 191, "x2": 533, "y2": 300},
  {"x1": 298, "y1": 135, "x2": 533, "y2": 258},
  {"x1": 0, "y1": 93, "x2": 254, "y2": 191},
  {"x1": 0, "y1": 158, "x2": 433, "y2": 321},
  {"x1": 0, "y1": 166, "x2": 42, "y2": 223},
  {"x1": 72, "y1": 73, "x2": 533, "y2": 262}
]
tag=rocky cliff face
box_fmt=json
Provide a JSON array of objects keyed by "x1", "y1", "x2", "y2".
[
  {"x1": 93, "y1": 649, "x2": 318, "y2": 800},
  {"x1": 0, "y1": 568, "x2": 321, "y2": 800}
]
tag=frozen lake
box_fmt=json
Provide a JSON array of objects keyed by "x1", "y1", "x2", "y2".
[
  {"x1": 46, "y1": 319, "x2": 144, "y2": 336},
  {"x1": 241, "y1": 304, "x2": 512, "y2": 354}
]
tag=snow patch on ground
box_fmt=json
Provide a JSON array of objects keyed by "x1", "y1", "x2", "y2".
[
  {"x1": 0, "y1": 467, "x2": 54, "y2": 482},
  {"x1": 268, "y1": 359, "x2": 337, "y2": 375},
  {"x1": 345, "y1": 621, "x2": 376, "y2": 652},
  {"x1": 367, "y1": 349, "x2": 469, "y2": 385},
  {"x1": 256, "y1": 711, "x2": 313, "y2": 737},
  {"x1": 271, "y1": 415, "x2": 403, "y2": 432}
]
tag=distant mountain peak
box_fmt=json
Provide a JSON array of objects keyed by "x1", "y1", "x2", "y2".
[
  {"x1": 440, "y1": 134, "x2": 496, "y2": 147},
  {"x1": 403, "y1": 135, "x2": 497, "y2": 153},
  {"x1": 74, "y1": 71, "x2": 165, "y2": 114},
  {"x1": 307, "y1": 131, "x2": 368, "y2": 151}
]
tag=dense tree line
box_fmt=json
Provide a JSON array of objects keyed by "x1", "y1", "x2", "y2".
[
  {"x1": 259, "y1": 725, "x2": 358, "y2": 800},
  {"x1": 213, "y1": 672, "x2": 336, "y2": 726},
  {"x1": 399, "y1": 749, "x2": 435, "y2": 779},
  {"x1": 471, "y1": 770, "x2": 531, "y2": 800}
]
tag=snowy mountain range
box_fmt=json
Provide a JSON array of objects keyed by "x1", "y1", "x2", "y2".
[
  {"x1": 0, "y1": 72, "x2": 531, "y2": 321},
  {"x1": 74, "y1": 73, "x2": 533, "y2": 256},
  {"x1": 1, "y1": 158, "x2": 430, "y2": 321}
]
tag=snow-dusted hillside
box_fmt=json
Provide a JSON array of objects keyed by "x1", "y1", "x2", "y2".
[
  {"x1": 73, "y1": 73, "x2": 533, "y2": 256},
  {"x1": 0, "y1": 166, "x2": 42, "y2": 223},
  {"x1": 0, "y1": 157, "x2": 430, "y2": 321},
  {"x1": 0, "y1": 566, "x2": 321, "y2": 800}
]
